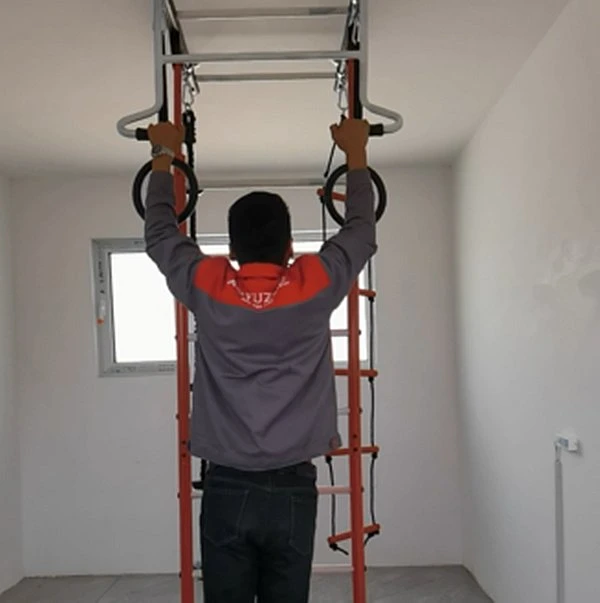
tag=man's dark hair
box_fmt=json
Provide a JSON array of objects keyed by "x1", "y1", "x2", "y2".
[{"x1": 228, "y1": 191, "x2": 292, "y2": 265}]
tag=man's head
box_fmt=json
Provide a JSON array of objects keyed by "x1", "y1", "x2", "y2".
[{"x1": 228, "y1": 191, "x2": 292, "y2": 266}]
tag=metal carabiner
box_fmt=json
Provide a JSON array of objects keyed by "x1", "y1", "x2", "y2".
[
  {"x1": 183, "y1": 64, "x2": 199, "y2": 110},
  {"x1": 349, "y1": 0, "x2": 360, "y2": 46},
  {"x1": 333, "y1": 58, "x2": 348, "y2": 112},
  {"x1": 337, "y1": 83, "x2": 348, "y2": 113}
]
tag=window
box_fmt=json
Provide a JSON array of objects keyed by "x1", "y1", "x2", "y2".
[{"x1": 92, "y1": 234, "x2": 370, "y2": 376}]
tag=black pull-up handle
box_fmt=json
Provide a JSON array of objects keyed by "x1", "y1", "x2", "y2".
[
  {"x1": 135, "y1": 128, "x2": 150, "y2": 141},
  {"x1": 369, "y1": 124, "x2": 385, "y2": 137},
  {"x1": 339, "y1": 114, "x2": 384, "y2": 137}
]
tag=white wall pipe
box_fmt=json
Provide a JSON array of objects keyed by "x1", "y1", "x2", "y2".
[
  {"x1": 555, "y1": 444, "x2": 565, "y2": 603},
  {"x1": 554, "y1": 433, "x2": 581, "y2": 603}
]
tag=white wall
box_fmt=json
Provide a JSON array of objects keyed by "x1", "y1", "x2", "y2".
[
  {"x1": 0, "y1": 176, "x2": 23, "y2": 593},
  {"x1": 454, "y1": 1, "x2": 600, "y2": 601},
  {"x1": 11, "y1": 166, "x2": 461, "y2": 575}
]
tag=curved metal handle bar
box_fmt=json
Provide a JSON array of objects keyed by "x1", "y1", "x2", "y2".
[
  {"x1": 116, "y1": 0, "x2": 165, "y2": 138},
  {"x1": 358, "y1": 0, "x2": 403, "y2": 134},
  {"x1": 116, "y1": 0, "x2": 404, "y2": 138}
]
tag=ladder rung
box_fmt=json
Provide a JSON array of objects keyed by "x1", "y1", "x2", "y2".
[
  {"x1": 163, "y1": 50, "x2": 361, "y2": 65},
  {"x1": 178, "y1": 7, "x2": 348, "y2": 21},
  {"x1": 327, "y1": 523, "x2": 380, "y2": 545},
  {"x1": 331, "y1": 329, "x2": 349, "y2": 337},
  {"x1": 317, "y1": 187, "x2": 347, "y2": 202},
  {"x1": 359, "y1": 288, "x2": 376, "y2": 298},
  {"x1": 197, "y1": 72, "x2": 334, "y2": 83},
  {"x1": 335, "y1": 368, "x2": 378, "y2": 378},
  {"x1": 199, "y1": 176, "x2": 324, "y2": 190},
  {"x1": 328, "y1": 445, "x2": 380, "y2": 457}
]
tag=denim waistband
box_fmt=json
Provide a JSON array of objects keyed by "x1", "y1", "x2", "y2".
[{"x1": 209, "y1": 461, "x2": 316, "y2": 480}]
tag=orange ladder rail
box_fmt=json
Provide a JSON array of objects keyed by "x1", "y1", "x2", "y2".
[{"x1": 173, "y1": 63, "x2": 195, "y2": 603}]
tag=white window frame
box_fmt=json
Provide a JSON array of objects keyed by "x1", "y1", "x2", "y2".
[{"x1": 92, "y1": 233, "x2": 372, "y2": 377}]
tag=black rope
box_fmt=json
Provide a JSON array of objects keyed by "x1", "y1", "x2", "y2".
[
  {"x1": 183, "y1": 109, "x2": 197, "y2": 242},
  {"x1": 364, "y1": 260, "x2": 379, "y2": 545},
  {"x1": 321, "y1": 136, "x2": 335, "y2": 243},
  {"x1": 182, "y1": 107, "x2": 206, "y2": 491},
  {"x1": 326, "y1": 456, "x2": 349, "y2": 556},
  {"x1": 320, "y1": 0, "x2": 381, "y2": 555},
  {"x1": 320, "y1": 113, "x2": 346, "y2": 243},
  {"x1": 324, "y1": 137, "x2": 338, "y2": 179},
  {"x1": 320, "y1": 114, "x2": 349, "y2": 556},
  {"x1": 365, "y1": 376, "x2": 378, "y2": 545}
]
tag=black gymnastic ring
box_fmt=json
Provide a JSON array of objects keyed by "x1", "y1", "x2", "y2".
[
  {"x1": 132, "y1": 158, "x2": 200, "y2": 224},
  {"x1": 322, "y1": 164, "x2": 387, "y2": 226}
]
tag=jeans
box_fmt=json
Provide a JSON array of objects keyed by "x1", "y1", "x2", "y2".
[{"x1": 200, "y1": 461, "x2": 318, "y2": 603}]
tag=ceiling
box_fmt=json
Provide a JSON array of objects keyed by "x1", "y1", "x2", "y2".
[{"x1": 0, "y1": 0, "x2": 568, "y2": 177}]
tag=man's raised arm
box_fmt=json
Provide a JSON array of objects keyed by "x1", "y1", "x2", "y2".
[
  {"x1": 144, "y1": 122, "x2": 204, "y2": 309},
  {"x1": 319, "y1": 119, "x2": 377, "y2": 306}
]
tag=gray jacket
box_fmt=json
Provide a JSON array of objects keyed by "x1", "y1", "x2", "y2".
[{"x1": 145, "y1": 169, "x2": 376, "y2": 470}]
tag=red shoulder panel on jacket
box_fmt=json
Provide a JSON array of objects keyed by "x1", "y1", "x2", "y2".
[{"x1": 193, "y1": 255, "x2": 330, "y2": 310}]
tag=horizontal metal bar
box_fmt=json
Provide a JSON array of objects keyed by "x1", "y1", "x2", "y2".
[
  {"x1": 198, "y1": 177, "x2": 324, "y2": 191},
  {"x1": 178, "y1": 7, "x2": 347, "y2": 21},
  {"x1": 196, "y1": 71, "x2": 334, "y2": 83},
  {"x1": 162, "y1": 50, "x2": 361, "y2": 64}
]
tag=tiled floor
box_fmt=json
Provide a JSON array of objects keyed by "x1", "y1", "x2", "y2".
[{"x1": 0, "y1": 567, "x2": 492, "y2": 602}]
